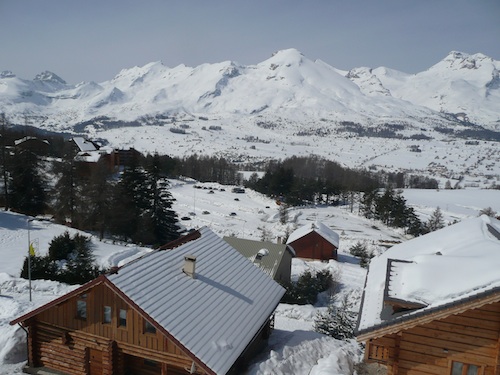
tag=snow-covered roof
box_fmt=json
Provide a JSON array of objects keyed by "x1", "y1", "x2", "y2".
[
  {"x1": 14, "y1": 136, "x2": 49, "y2": 146},
  {"x1": 72, "y1": 136, "x2": 98, "y2": 152},
  {"x1": 357, "y1": 215, "x2": 500, "y2": 336},
  {"x1": 74, "y1": 148, "x2": 113, "y2": 163},
  {"x1": 286, "y1": 220, "x2": 339, "y2": 248},
  {"x1": 108, "y1": 227, "x2": 285, "y2": 375}
]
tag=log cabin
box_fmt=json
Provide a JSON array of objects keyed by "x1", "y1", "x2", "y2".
[
  {"x1": 286, "y1": 221, "x2": 339, "y2": 261},
  {"x1": 356, "y1": 215, "x2": 500, "y2": 375},
  {"x1": 10, "y1": 227, "x2": 285, "y2": 375}
]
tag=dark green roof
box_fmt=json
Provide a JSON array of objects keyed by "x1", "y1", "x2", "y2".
[{"x1": 223, "y1": 237, "x2": 293, "y2": 279}]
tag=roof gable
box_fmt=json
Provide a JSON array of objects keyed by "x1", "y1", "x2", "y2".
[
  {"x1": 286, "y1": 220, "x2": 339, "y2": 248},
  {"x1": 357, "y1": 215, "x2": 500, "y2": 338},
  {"x1": 108, "y1": 227, "x2": 285, "y2": 375},
  {"x1": 10, "y1": 276, "x2": 105, "y2": 325}
]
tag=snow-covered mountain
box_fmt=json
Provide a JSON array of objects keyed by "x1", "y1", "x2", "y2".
[
  {"x1": 353, "y1": 51, "x2": 500, "y2": 127},
  {"x1": 1, "y1": 49, "x2": 499, "y2": 133}
]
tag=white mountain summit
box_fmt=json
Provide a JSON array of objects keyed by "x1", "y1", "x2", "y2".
[{"x1": 0, "y1": 49, "x2": 499, "y2": 132}]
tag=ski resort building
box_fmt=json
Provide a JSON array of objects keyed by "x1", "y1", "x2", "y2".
[
  {"x1": 356, "y1": 215, "x2": 500, "y2": 375},
  {"x1": 11, "y1": 227, "x2": 285, "y2": 375},
  {"x1": 286, "y1": 221, "x2": 339, "y2": 261}
]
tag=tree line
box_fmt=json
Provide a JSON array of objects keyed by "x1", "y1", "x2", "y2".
[
  {"x1": 0, "y1": 123, "x2": 239, "y2": 247},
  {"x1": 244, "y1": 155, "x2": 438, "y2": 207},
  {"x1": 1, "y1": 118, "x2": 446, "y2": 246},
  {"x1": 245, "y1": 155, "x2": 380, "y2": 206}
]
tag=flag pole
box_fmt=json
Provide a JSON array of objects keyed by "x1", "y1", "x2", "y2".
[{"x1": 27, "y1": 218, "x2": 32, "y2": 302}]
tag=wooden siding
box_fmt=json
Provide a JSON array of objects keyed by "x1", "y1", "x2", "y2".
[
  {"x1": 365, "y1": 302, "x2": 500, "y2": 375},
  {"x1": 31, "y1": 321, "x2": 114, "y2": 375},
  {"x1": 289, "y1": 232, "x2": 337, "y2": 261},
  {"x1": 28, "y1": 282, "x2": 206, "y2": 375}
]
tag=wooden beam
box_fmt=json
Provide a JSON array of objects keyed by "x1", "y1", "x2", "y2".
[{"x1": 358, "y1": 295, "x2": 500, "y2": 342}]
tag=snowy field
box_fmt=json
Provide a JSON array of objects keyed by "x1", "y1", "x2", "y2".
[
  {"x1": 100, "y1": 120, "x2": 500, "y2": 191},
  {"x1": 0, "y1": 183, "x2": 499, "y2": 374}
]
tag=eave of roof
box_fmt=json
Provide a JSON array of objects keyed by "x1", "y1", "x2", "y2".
[
  {"x1": 356, "y1": 285, "x2": 500, "y2": 342},
  {"x1": 357, "y1": 216, "x2": 500, "y2": 337},
  {"x1": 383, "y1": 259, "x2": 428, "y2": 309}
]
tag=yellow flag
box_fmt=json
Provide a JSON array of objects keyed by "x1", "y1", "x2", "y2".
[{"x1": 29, "y1": 242, "x2": 35, "y2": 256}]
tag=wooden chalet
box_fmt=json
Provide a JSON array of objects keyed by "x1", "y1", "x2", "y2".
[
  {"x1": 14, "y1": 136, "x2": 50, "y2": 155},
  {"x1": 356, "y1": 216, "x2": 500, "y2": 375},
  {"x1": 10, "y1": 227, "x2": 285, "y2": 375},
  {"x1": 286, "y1": 221, "x2": 339, "y2": 261},
  {"x1": 70, "y1": 137, "x2": 116, "y2": 176},
  {"x1": 71, "y1": 137, "x2": 100, "y2": 154},
  {"x1": 223, "y1": 236, "x2": 295, "y2": 284}
]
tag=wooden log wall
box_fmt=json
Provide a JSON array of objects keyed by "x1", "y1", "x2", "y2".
[
  {"x1": 366, "y1": 302, "x2": 500, "y2": 375},
  {"x1": 34, "y1": 283, "x2": 181, "y2": 353},
  {"x1": 27, "y1": 280, "x2": 208, "y2": 375}
]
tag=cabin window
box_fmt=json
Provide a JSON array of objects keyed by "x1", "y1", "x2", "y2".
[
  {"x1": 451, "y1": 361, "x2": 481, "y2": 375},
  {"x1": 103, "y1": 306, "x2": 112, "y2": 324},
  {"x1": 119, "y1": 309, "x2": 127, "y2": 327},
  {"x1": 76, "y1": 295, "x2": 87, "y2": 320},
  {"x1": 144, "y1": 320, "x2": 156, "y2": 334}
]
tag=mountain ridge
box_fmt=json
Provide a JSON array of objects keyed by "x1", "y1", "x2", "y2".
[{"x1": 0, "y1": 49, "x2": 499, "y2": 133}]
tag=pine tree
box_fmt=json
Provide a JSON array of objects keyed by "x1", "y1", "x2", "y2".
[
  {"x1": 52, "y1": 152, "x2": 78, "y2": 225},
  {"x1": 349, "y1": 241, "x2": 367, "y2": 257},
  {"x1": 426, "y1": 207, "x2": 445, "y2": 232},
  {"x1": 279, "y1": 203, "x2": 289, "y2": 224},
  {"x1": 360, "y1": 190, "x2": 377, "y2": 219},
  {"x1": 109, "y1": 154, "x2": 146, "y2": 241},
  {"x1": 20, "y1": 255, "x2": 58, "y2": 280},
  {"x1": 110, "y1": 153, "x2": 180, "y2": 246},
  {"x1": 405, "y1": 207, "x2": 424, "y2": 236},
  {"x1": 349, "y1": 241, "x2": 373, "y2": 268},
  {"x1": 479, "y1": 207, "x2": 497, "y2": 217},
  {"x1": 314, "y1": 293, "x2": 357, "y2": 340},
  {"x1": 21, "y1": 232, "x2": 101, "y2": 285},
  {"x1": 48, "y1": 231, "x2": 75, "y2": 261},
  {"x1": 80, "y1": 159, "x2": 112, "y2": 239},
  {"x1": 260, "y1": 226, "x2": 273, "y2": 242},
  {"x1": 146, "y1": 154, "x2": 180, "y2": 246},
  {"x1": 9, "y1": 149, "x2": 47, "y2": 216},
  {"x1": 62, "y1": 233, "x2": 100, "y2": 284}
]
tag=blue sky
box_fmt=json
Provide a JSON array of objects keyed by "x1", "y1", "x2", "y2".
[{"x1": 2, "y1": 0, "x2": 499, "y2": 84}]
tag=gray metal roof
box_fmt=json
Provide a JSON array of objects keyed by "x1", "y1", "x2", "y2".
[
  {"x1": 108, "y1": 227, "x2": 285, "y2": 375},
  {"x1": 223, "y1": 236, "x2": 292, "y2": 280}
]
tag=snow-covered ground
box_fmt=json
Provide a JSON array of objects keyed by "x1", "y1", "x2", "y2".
[{"x1": 0, "y1": 183, "x2": 499, "y2": 374}]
